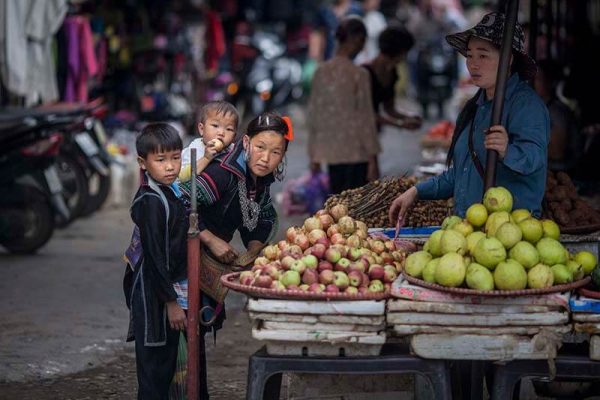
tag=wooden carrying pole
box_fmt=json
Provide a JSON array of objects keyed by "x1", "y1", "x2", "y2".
[
  {"x1": 484, "y1": 0, "x2": 520, "y2": 192},
  {"x1": 187, "y1": 149, "x2": 200, "y2": 400}
]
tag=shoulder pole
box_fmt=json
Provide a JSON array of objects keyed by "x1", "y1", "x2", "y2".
[{"x1": 484, "y1": 0, "x2": 520, "y2": 192}]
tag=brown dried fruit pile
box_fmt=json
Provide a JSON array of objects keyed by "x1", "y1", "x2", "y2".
[
  {"x1": 324, "y1": 176, "x2": 451, "y2": 228},
  {"x1": 544, "y1": 171, "x2": 600, "y2": 228}
]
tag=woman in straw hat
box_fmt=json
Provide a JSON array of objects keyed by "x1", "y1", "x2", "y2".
[{"x1": 389, "y1": 12, "x2": 550, "y2": 222}]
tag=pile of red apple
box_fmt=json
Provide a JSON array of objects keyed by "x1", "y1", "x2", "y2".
[{"x1": 238, "y1": 204, "x2": 407, "y2": 295}]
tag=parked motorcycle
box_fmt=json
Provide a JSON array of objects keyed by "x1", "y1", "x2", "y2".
[
  {"x1": 227, "y1": 26, "x2": 304, "y2": 120},
  {"x1": 0, "y1": 112, "x2": 72, "y2": 253},
  {"x1": 38, "y1": 101, "x2": 113, "y2": 220}
]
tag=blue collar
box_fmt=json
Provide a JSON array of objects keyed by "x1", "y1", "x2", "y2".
[{"x1": 476, "y1": 73, "x2": 521, "y2": 106}]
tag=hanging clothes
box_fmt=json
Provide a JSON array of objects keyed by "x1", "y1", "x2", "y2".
[
  {"x1": 204, "y1": 9, "x2": 225, "y2": 75},
  {"x1": 63, "y1": 15, "x2": 99, "y2": 102},
  {"x1": 0, "y1": 0, "x2": 68, "y2": 105}
]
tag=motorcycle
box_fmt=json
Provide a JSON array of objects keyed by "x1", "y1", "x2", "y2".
[
  {"x1": 0, "y1": 112, "x2": 72, "y2": 253},
  {"x1": 38, "y1": 101, "x2": 113, "y2": 220},
  {"x1": 227, "y1": 26, "x2": 304, "y2": 120}
]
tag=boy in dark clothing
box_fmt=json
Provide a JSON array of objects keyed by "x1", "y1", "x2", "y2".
[{"x1": 124, "y1": 123, "x2": 188, "y2": 400}]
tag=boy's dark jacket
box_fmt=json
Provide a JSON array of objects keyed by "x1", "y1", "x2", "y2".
[{"x1": 124, "y1": 176, "x2": 188, "y2": 345}]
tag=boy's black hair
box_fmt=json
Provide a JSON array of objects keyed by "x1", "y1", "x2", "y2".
[
  {"x1": 378, "y1": 26, "x2": 415, "y2": 58},
  {"x1": 246, "y1": 112, "x2": 290, "y2": 150},
  {"x1": 136, "y1": 123, "x2": 183, "y2": 159},
  {"x1": 198, "y1": 100, "x2": 240, "y2": 128},
  {"x1": 335, "y1": 17, "x2": 367, "y2": 43}
]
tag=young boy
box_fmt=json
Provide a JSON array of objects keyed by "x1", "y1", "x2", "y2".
[
  {"x1": 178, "y1": 100, "x2": 240, "y2": 182},
  {"x1": 124, "y1": 123, "x2": 188, "y2": 399}
]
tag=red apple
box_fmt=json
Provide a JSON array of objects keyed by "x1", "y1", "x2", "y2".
[
  {"x1": 239, "y1": 271, "x2": 254, "y2": 286},
  {"x1": 309, "y1": 243, "x2": 327, "y2": 259},
  {"x1": 330, "y1": 233, "x2": 346, "y2": 245},
  {"x1": 348, "y1": 247, "x2": 362, "y2": 261},
  {"x1": 380, "y1": 252, "x2": 394, "y2": 264},
  {"x1": 319, "y1": 269, "x2": 335, "y2": 285},
  {"x1": 303, "y1": 216, "x2": 323, "y2": 232},
  {"x1": 356, "y1": 220, "x2": 368, "y2": 234},
  {"x1": 338, "y1": 216, "x2": 356, "y2": 235},
  {"x1": 368, "y1": 279, "x2": 385, "y2": 293},
  {"x1": 345, "y1": 286, "x2": 359, "y2": 295},
  {"x1": 325, "y1": 248, "x2": 341, "y2": 264},
  {"x1": 293, "y1": 233, "x2": 310, "y2": 251},
  {"x1": 384, "y1": 240, "x2": 396, "y2": 252},
  {"x1": 315, "y1": 209, "x2": 329, "y2": 217},
  {"x1": 308, "y1": 283, "x2": 325, "y2": 293},
  {"x1": 318, "y1": 214, "x2": 334, "y2": 231},
  {"x1": 286, "y1": 284, "x2": 299, "y2": 291},
  {"x1": 383, "y1": 265, "x2": 398, "y2": 283},
  {"x1": 361, "y1": 272, "x2": 370, "y2": 287},
  {"x1": 318, "y1": 260, "x2": 334, "y2": 272},
  {"x1": 290, "y1": 260, "x2": 306, "y2": 275},
  {"x1": 330, "y1": 204, "x2": 348, "y2": 222},
  {"x1": 302, "y1": 254, "x2": 319, "y2": 269},
  {"x1": 251, "y1": 264, "x2": 265, "y2": 273},
  {"x1": 335, "y1": 257, "x2": 351, "y2": 272},
  {"x1": 263, "y1": 245, "x2": 280, "y2": 260},
  {"x1": 368, "y1": 264, "x2": 385, "y2": 280},
  {"x1": 277, "y1": 240, "x2": 289, "y2": 251},
  {"x1": 315, "y1": 236, "x2": 330, "y2": 247},
  {"x1": 281, "y1": 255, "x2": 296, "y2": 270},
  {"x1": 348, "y1": 261, "x2": 366, "y2": 273},
  {"x1": 333, "y1": 271, "x2": 350, "y2": 290},
  {"x1": 263, "y1": 265, "x2": 281, "y2": 280},
  {"x1": 327, "y1": 224, "x2": 340, "y2": 238},
  {"x1": 348, "y1": 270, "x2": 363, "y2": 287},
  {"x1": 271, "y1": 280, "x2": 286, "y2": 290},
  {"x1": 302, "y1": 269, "x2": 319, "y2": 285},
  {"x1": 325, "y1": 284, "x2": 340, "y2": 293},
  {"x1": 358, "y1": 286, "x2": 369, "y2": 294},
  {"x1": 371, "y1": 240, "x2": 386, "y2": 254},
  {"x1": 286, "y1": 226, "x2": 299, "y2": 242},
  {"x1": 308, "y1": 229, "x2": 327, "y2": 245},
  {"x1": 346, "y1": 234, "x2": 362, "y2": 249},
  {"x1": 253, "y1": 275, "x2": 272, "y2": 288},
  {"x1": 254, "y1": 257, "x2": 269, "y2": 266},
  {"x1": 331, "y1": 244, "x2": 348, "y2": 258},
  {"x1": 355, "y1": 229, "x2": 367, "y2": 240},
  {"x1": 286, "y1": 244, "x2": 303, "y2": 257}
]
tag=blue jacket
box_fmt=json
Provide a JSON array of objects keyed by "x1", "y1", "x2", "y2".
[{"x1": 417, "y1": 74, "x2": 550, "y2": 217}]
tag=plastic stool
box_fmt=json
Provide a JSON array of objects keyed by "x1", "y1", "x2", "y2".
[
  {"x1": 491, "y1": 355, "x2": 600, "y2": 400},
  {"x1": 246, "y1": 345, "x2": 452, "y2": 400}
]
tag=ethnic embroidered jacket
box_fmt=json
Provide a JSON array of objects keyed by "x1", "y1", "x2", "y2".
[
  {"x1": 125, "y1": 178, "x2": 188, "y2": 345},
  {"x1": 179, "y1": 141, "x2": 278, "y2": 249}
]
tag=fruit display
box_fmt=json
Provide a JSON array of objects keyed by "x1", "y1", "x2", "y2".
[
  {"x1": 544, "y1": 171, "x2": 600, "y2": 229},
  {"x1": 404, "y1": 186, "x2": 598, "y2": 291},
  {"x1": 324, "y1": 176, "x2": 451, "y2": 228},
  {"x1": 237, "y1": 207, "x2": 410, "y2": 295}
]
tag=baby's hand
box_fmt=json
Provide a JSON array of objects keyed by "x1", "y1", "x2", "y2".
[{"x1": 203, "y1": 139, "x2": 225, "y2": 161}]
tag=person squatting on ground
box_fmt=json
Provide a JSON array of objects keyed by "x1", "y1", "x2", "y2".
[
  {"x1": 123, "y1": 123, "x2": 188, "y2": 400},
  {"x1": 390, "y1": 12, "x2": 550, "y2": 223},
  {"x1": 308, "y1": 17, "x2": 380, "y2": 195},
  {"x1": 178, "y1": 100, "x2": 239, "y2": 183}
]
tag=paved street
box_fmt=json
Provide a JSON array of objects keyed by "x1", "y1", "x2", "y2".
[{"x1": 0, "y1": 102, "x2": 426, "y2": 399}]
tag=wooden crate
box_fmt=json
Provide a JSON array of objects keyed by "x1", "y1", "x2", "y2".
[
  {"x1": 409, "y1": 333, "x2": 561, "y2": 360},
  {"x1": 247, "y1": 298, "x2": 385, "y2": 356}
]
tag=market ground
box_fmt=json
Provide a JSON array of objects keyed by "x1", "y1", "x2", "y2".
[{"x1": 0, "y1": 102, "x2": 429, "y2": 399}]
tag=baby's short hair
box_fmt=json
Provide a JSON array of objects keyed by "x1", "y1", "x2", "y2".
[
  {"x1": 136, "y1": 123, "x2": 183, "y2": 159},
  {"x1": 198, "y1": 101, "x2": 239, "y2": 128}
]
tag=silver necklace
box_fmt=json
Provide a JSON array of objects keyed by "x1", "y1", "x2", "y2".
[{"x1": 237, "y1": 179, "x2": 260, "y2": 231}]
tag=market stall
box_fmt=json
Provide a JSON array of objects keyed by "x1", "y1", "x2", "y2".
[{"x1": 217, "y1": 176, "x2": 600, "y2": 399}]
